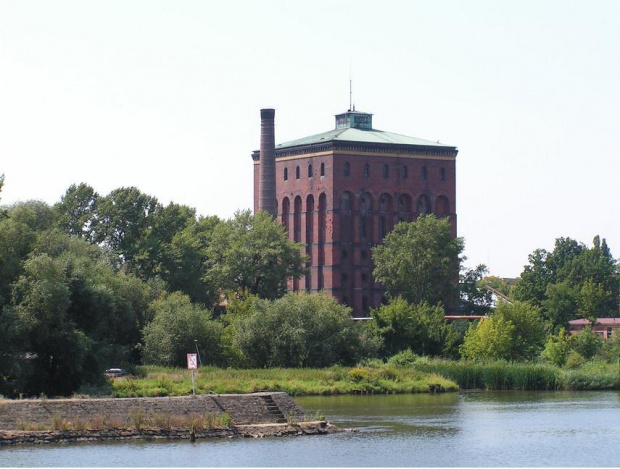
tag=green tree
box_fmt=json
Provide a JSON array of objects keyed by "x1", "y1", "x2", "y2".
[
  {"x1": 205, "y1": 210, "x2": 306, "y2": 300},
  {"x1": 542, "y1": 281, "x2": 578, "y2": 332},
  {"x1": 568, "y1": 326, "x2": 603, "y2": 359},
  {"x1": 94, "y1": 186, "x2": 160, "y2": 271},
  {"x1": 370, "y1": 297, "x2": 446, "y2": 357},
  {"x1": 577, "y1": 279, "x2": 613, "y2": 322},
  {"x1": 460, "y1": 301, "x2": 545, "y2": 361},
  {"x1": 141, "y1": 292, "x2": 224, "y2": 367},
  {"x1": 513, "y1": 249, "x2": 551, "y2": 306},
  {"x1": 372, "y1": 215, "x2": 464, "y2": 307},
  {"x1": 54, "y1": 183, "x2": 99, "y2": 242},
  {"x1": 514, "y1": 236, "x2": 619, "y2": 322},
  {"x1": 165, "y1": 215, "x2": 221, "y2": 306},
  {"x1": 460, "y1": 315, "x2": 515, "y2": 361},
  {"x1": 230, "y1": 292, "x2": 378, "y2": 368},
  {"x1": 541, "y1": 328, "x2": 571, "y2": 366},
  {"x1": 460, "y1": 264, "x2": 493, "y2": 315},
  {"x1": 12, "y1": 254, "x2": 95, "y2": 396}
]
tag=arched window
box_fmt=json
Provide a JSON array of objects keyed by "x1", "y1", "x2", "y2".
[
  {"x1": 296, "y1": 166, "x2": 300, "y2": 179},
  {"x1": 283, "y1": 167, "x2": 288, "y2": 181},
  {"x1": 421, "y1": 166, "x2": 427, "y2": 181},
  {"x1": 363, "y1": 163, "x2": 370, "y2": 178},
  {"x1": 398, "y1": 194, "x2": 412, "y2": 212},
  {"x1": 436, "y1": 195, "x2": 450, "y2": 215},
  {"x1": 344, "y1": 162, "x2": 350, "y2": 177},
  {"x1": 340, "y1": 192, "x2": 352, "y2": 210},
  {"x1": 417, "y1": 195, "x2": 431, "y2": 215},
  {"x1": 440, "y1": 167, "x2": 446, "y2": 181},
  {"x1": 320, "y1": 162, "x2": 325, "y2": 176},
  {"x1": 308, "y1": 164, "x2": 313, "y2": 178},
  {"x1": 383, "y1": 164, "x2": 389, "y2": 179}
]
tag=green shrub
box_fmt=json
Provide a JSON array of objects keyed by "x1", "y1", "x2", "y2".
[
  {"x1": 387, "y1": 349, "x2": 418, "y2": 367},
  {"x1": 565, "y1": 351, "x2": 587, "y2": 369}
]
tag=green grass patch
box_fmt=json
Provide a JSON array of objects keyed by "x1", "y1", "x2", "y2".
[{"x1": 110, "y1": 365, "x2": 458, "y2": 397}]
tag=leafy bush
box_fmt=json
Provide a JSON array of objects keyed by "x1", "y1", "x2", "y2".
[
  {"x1": 387, "y1": 349, "x2": 419, "y2": 367},
  {"x1": 565, "y1": 351, "x2": 586, "y2": 369},
  {"x1": 229, "y1": 292, "x2": 379, "y2": 368},
  {"x1": 141, "y1": 292, "x2": 224, "y2": 367}
]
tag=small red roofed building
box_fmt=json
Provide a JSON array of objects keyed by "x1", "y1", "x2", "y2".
[
  {"x1": 252, "y1": 108, "x2": 458, "y2": 317},
  {"x1": 568, "y1": 318, "x2": 620, "y2": 340}
]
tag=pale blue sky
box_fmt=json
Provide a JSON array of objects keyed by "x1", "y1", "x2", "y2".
[{"x1": 1, "y1": 0, "x2": 619, "y2": 278}]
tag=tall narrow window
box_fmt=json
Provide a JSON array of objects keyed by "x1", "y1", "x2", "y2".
[
  {"x1": 284, "y1": 167, "x2": 288, "y2": 181},
  {"x1": 402, "y1": 165, "x2": 408, "y2": 179},
  {"x1": 421, "y1": 166, "x2": 427, "y2": 181},
  {"x1": 440, "y1": 167, "x2": 446, "y2": 181},
  {"x1": 308, "y1": 164, "x2": 313, "y2": 178},
  {"x1": 383, "y1": 164, "x2": 389, "y2": 179},
  {"x1": 363, "y1": 163, "x2": 370, "y2": 178},
  {"x1": 320, "y1": 162, "x2": 325, "y2": 176},
  {"x1": 344, "y1": 162, "x2": 350, "y2": 177},
  {"x1": 296, "y1": 166, "x2": 300, "y2": 179}
]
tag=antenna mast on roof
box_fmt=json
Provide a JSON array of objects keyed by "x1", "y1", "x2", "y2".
[{"x1": 349, "y1": 62, "x2": 355, "y2": 112}]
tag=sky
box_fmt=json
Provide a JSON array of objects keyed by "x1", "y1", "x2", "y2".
[{"x1": 1, "y1": 0, "x2": 619, "y2": 278}]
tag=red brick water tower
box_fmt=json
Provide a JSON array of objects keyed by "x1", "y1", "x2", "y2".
[{"x1": 253, "y1": 108, "x2": 458, "y2": 317}]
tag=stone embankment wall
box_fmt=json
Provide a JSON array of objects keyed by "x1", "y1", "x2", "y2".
[{"x1": 0, "y1": 392, "x2": 307, "y2": 430}]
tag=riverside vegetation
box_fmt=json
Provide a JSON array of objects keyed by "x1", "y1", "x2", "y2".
[{"x1": 0, "y1": 179, "x2": 618, "y2": 398}]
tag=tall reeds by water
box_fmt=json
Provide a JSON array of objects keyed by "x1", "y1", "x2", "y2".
[{"x1": 415, "y1": 359, "x2": 620, "y2": 391}]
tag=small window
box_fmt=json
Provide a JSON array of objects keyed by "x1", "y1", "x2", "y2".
[
  {"x1": 363, "y1": 163, "x2": 370, "y2": 178},
  {"x1": 342, "y1": 250, "x2": 348, "y2": 259},
  {"x1": 440, "y1": 167, "x2": 446, "y2": 181},
  {"x1": 383, "y1": 164, "x2": 389, "y2": 179},
  {"x1": 607, "y1": 327, "x2": 613, "y2": 337},
  {"x1": 361, "y1": 250, "x2": 368, "y2": 260},
  {"x1": 422, "y1": 166, "x2": 427, "y2": 181},
  {"x1": 344, "y1": 162, "x2": 350, "y2": 177},
  {"x1": 284, "y1": 167, "x2": 288, "y2": 181},
  {"x1": 402, "y1": 165, "x2": 408, "y2": 179},
  {"x1": 308, "y1": 164, "x2": 313, "y2": 178},
  {"x1": 320, "y1": 162, "x2": 325, "y2": 176},
  {"x1": 296, "y1": 166, "x2": 300, "y2": 179},
  {"x1": 341, "y1": 273, "x2": 348, "y2": 283},
  {"x1": 361, "y1": 273, "x2": 368, "y2": 284}
]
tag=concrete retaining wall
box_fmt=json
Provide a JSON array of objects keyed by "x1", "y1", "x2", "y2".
[{"x1": 0, "y1": 392, "x2": 307, "y2": 430}]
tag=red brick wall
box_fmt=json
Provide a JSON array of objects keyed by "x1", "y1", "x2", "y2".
[{"x1": 254, "y1": 147, "x2": 456, "y2": 317}]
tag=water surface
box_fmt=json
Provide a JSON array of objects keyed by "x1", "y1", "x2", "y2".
[{"x1": 2, "y1": 391, "x2": 619, "y2": 467}]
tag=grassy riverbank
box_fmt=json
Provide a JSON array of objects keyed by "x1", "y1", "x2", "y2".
[
  {"x1": 109, "y1": 365, "x2": 459, "y2": 398},
  {"x1": 97, "y1": 359, "x2": 620, "y2": 398},
  {"x1": 416, "y1": 359, "x2": 620, "y2": 391}
]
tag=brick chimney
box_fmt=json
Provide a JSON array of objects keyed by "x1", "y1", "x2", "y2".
[{"x1": 258, "y1": 108, "x2": 277, "y2": 218}]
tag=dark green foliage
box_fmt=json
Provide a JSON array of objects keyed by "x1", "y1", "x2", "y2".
[
  {"x1": 141, "y1": 292, "x2": 224, "y2": 367},
  {"x1": 442, "y1": 319, "x2": 472, "y2": 359},
  {"x1": 370, "y1": 297, "x2": 446, "y2": 357},
  {"x1": 459, "y1": 264, "x2": 493, "y2": 315},
  {"x1": 568, "y1": 326, "x2": 603, "y2": 359},
  {"x1": 205, "y1": 210, "x2": 306, "y2": 300},
  {"x1": 372, "y1": 215, "x2": 464, "y2": 308},
  {"x1": 229, "y1": 292, "x2": 379, "y2": 368},
  {"x1": 514, "y1": 236, "x2": 619, "y2": 328},
  {"x1": 54, "y1": 183, "x2": 99, "y2": 241}
]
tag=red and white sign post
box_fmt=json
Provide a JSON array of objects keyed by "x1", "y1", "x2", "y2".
[{"x1": 187, "y1": 353, "x2": 198, "y2": 395}]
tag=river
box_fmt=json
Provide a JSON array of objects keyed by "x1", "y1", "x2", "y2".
[{"x1": 2, "y1": 391, "x2": 619, "y2": 467}]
